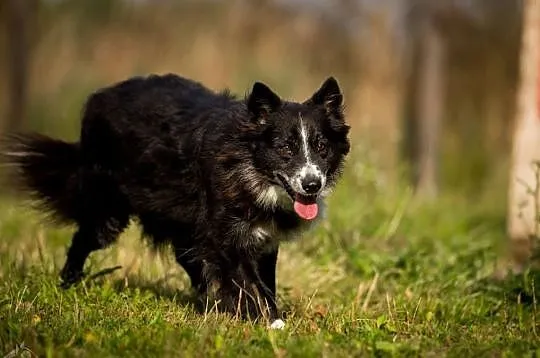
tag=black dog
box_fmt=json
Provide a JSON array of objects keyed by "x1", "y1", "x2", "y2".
[{"x1": 3, "y1": 74, "x2": 350, "y2": 327}]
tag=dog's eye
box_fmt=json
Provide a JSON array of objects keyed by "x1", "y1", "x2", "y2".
[
  {"x1": 316, "y1": 139, "x2": 328, "y2": 157},
  {"x1": 277, "y1": 144, "x2": 293, "y2": 159}
]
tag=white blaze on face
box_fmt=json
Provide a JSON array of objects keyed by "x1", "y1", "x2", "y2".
[
  {"x1": 297, "y1": 114, "x2": 326, "y2": 193},
  {"x1": 299, "y1": 114, "x2": 312, "y2": 166},
  {"x1": 289, "y1": 114, "x2": 326, "y2": 221}
]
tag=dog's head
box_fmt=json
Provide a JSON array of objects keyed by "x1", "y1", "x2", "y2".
[{"x1": 244, "y1": 77, "x2": 350, "y2": 220}]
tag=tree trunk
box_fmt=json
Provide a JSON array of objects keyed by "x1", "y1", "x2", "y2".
[
  {"x1": 4, "y1": 0, "x2": 32, "y2": 132},
  {"x1": 403, "y1": 9, "x2": 445, "y2": 199},
  {"x1": 354, "y1": 5, "x2": 404, "y2": 182},
  {"x1": 507, "y1": 0, "x2": 540, "y2": 272},
  {"x1": 415, "y1": 20, "x2": 445, "y2": 198}
]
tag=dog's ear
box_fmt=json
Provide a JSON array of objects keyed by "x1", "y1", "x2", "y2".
[
  {"x1": 247, "y1": 82, "x2": 282, "y2": 119},
  {"x1": 306, "y1": 77, "x2": 343, "y2": 112},
  {"x1": 308, "y1": 77, "x2": 349, "y2": 137}
]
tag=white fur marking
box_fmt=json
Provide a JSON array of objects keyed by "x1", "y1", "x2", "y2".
[
  {"x1": 253, "y1": 226, "x2": 270, "y2": 241},
  {"x1": 270, "y1": 319, "x2": 285, "y2": 330},
  {"x1": 297, "y1": 114, "x2": 326, "y2": 192},
  {"x1": 256, "y1": 185, "x2": 279, "y2": 208},
  {"x1": 299, "y1": 114, "x2": 312, "y2": 165},
  {"x1": 3, "y1": 151, "x2": 41, "y2": 157}
]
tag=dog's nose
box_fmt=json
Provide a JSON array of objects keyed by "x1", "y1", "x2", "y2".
[{"x1": 301, "y1": 176, "x2": 322, "y2": 194}]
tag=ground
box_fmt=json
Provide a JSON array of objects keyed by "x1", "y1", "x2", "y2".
[{"x1": 0, "y1": 151, "x2": 539, "y2": 357}]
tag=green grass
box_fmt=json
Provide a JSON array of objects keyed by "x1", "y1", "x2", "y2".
[{"x1": 0, "y1": 153, "x2": 539, "y2": 357}]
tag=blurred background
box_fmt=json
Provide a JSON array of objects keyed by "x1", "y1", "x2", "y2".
[{"x1": 0, "y1": 0, "x2": 525, "y2": 219}]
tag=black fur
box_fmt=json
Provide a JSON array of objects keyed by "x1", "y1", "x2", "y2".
[{"x1": 2, "y1": 74, "x2": 350, "y2": 322}]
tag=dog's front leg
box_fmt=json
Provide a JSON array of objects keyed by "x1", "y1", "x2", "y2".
[
  {"x1": 208, "y1": 253, "x2": 277, "y2": 322},
  {"x1": 256, "y1": 248, "x2": 280, "y2": 322}
]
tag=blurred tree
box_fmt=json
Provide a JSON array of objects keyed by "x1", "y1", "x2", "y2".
[
  {"x1": 3, "y1": 0, "x2": 37, "y2": 132},
  {"x1": 404, "y1": 0, "x2": 446, "y2": 198},
  {"x1": 507, "y1": 0, "x2": 540, "y2": 272},
  {"x1": 415, "y1": 17, "x2": 445, "y2": 198},
  {"x1": 351, "y1": 1, "x2": 404, "y2": 183}
]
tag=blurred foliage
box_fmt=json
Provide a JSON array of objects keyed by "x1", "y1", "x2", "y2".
[{"x1": 0, "y1": 0, "x2": 522, "y2": 203}]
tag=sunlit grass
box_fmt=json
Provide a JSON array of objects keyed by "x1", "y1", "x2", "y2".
[{"x1": 0, "y1": 153, "x2": 538, "y2": 357}]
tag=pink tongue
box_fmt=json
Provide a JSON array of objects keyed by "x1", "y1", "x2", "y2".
[{"x1": 294, "y1": 201, "x2": 319, "y2": 220}]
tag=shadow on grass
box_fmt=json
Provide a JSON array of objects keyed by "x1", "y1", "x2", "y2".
[
  {"x1": 472, "y1": 268, "x2": 540, "y2": 306},
  {"x1": 82, "y1": 266, "x2": 202, "y2": 310},
  {"x1": 84, "y1": 266, "x2": 300, "y2": 320}
]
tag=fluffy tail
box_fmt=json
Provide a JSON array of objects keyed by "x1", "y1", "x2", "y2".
[{"x1": 1, "y1": 133, "x2": 81, "y2": 223}]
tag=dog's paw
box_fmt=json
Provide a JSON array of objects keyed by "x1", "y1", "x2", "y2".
[
  {"x1": 269, "y1": 319, "x2": 285, "y2": 330},
  {"x1": 59, "y1": 271, "x2": 85, "y2": 289}
]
